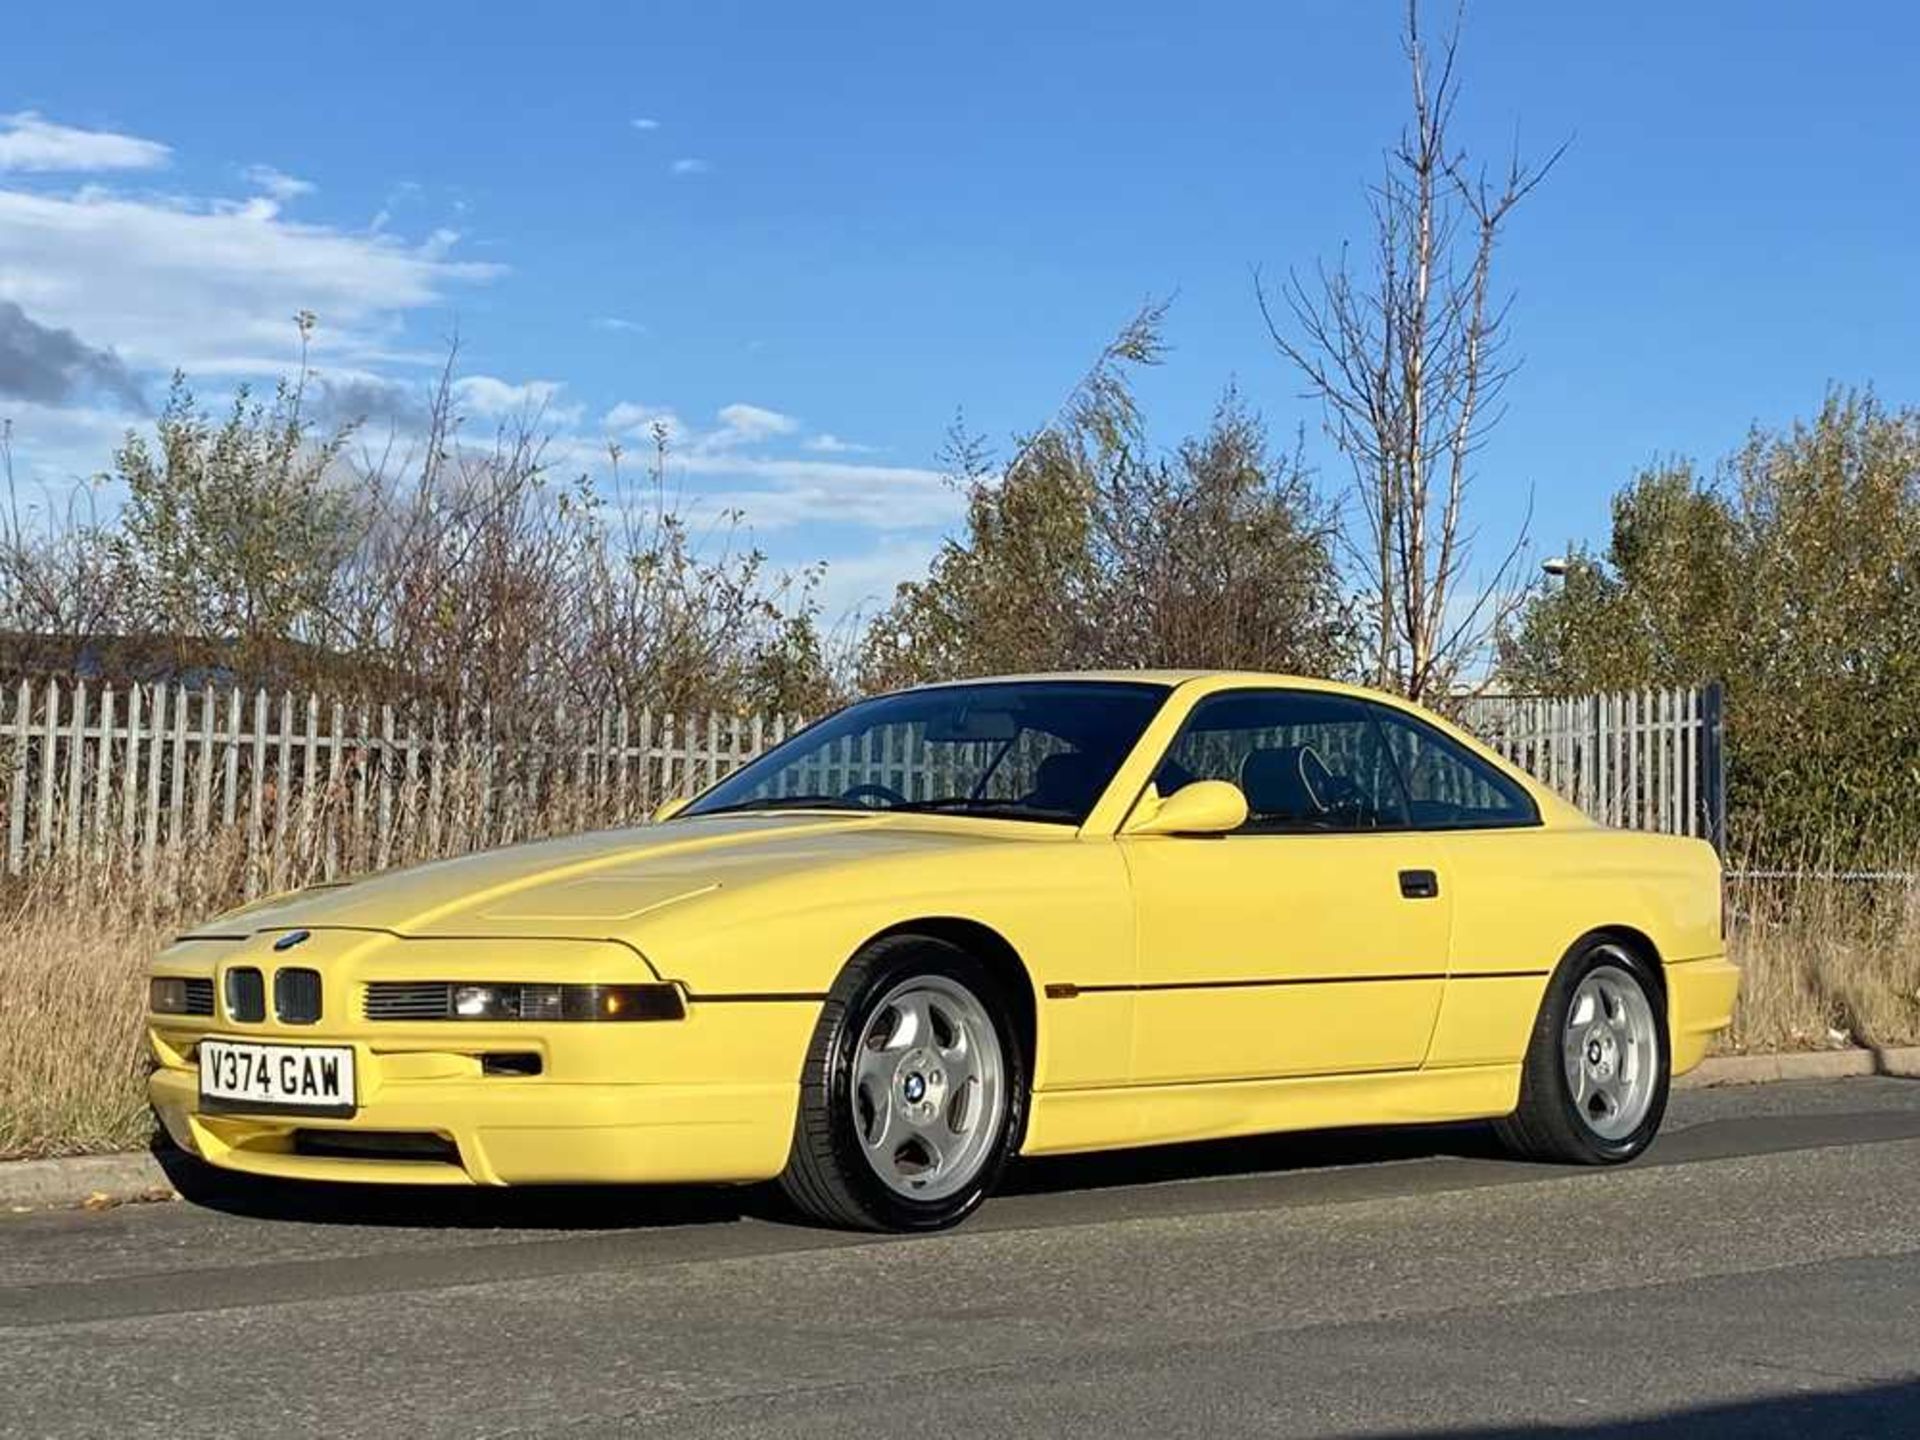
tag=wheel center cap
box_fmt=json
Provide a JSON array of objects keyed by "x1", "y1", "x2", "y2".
[
  {"x1": 1585, "y1": 1027, "x2": 1619, "y2": 1078},
  {"x1": 902, "y1": 1072, "x2": 927, "y2": 1104}
]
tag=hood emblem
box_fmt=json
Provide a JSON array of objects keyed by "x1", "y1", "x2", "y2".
[{"x1": 274, "y1": 929, "x2": 312, "y2": 952}]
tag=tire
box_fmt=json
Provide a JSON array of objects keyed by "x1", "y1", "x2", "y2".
[
  {"x1": 1495, "y1": 938, "x2": 1670, "y2": 1165},
  {"x1": 778, "y1": 935, "x2": 1028, "y2": 1231}
]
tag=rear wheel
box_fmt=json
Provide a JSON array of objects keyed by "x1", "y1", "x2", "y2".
[
  {"x1": 1496, "y1": 939, "x2": 1669, "y2": 1164},
  {"x1": 778, "y1": 935, "x2": 1027, "y2": 1231}
]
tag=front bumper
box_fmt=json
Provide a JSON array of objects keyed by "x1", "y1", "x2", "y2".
[
  {"x1": 149, "y1": 929, "x2": 821, "y2": 1187},
  {"x1": 150, "y1": 1063, "x2": 800, "y2": 1186}
]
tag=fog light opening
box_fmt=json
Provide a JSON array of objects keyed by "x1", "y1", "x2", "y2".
[{"x1": 481, "y1": 1052, "x2": 543, "y2": 1077}]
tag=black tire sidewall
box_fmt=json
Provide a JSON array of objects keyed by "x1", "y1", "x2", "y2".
[
  {"x1": 1548, "y1": 941, "x2": 1671, "y2": 1162},
  {"x1": 819, "y1": 939, "x2": 1028, "y2": 1231}
]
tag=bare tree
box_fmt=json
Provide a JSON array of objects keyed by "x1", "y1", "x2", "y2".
[
  {"x1": 327, "y1": 358, "x2": 836, "y2": 719},
  {"x1": 0, "y1": 422, "x2": 126, "y2": 652},
  {"x1": 1261, "y1": 1, "x2": 1559, "y2": 702}
]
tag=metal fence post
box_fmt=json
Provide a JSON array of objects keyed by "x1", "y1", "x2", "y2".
[{"x1": 1700, "y1": 680, "x2": 1727, "y2": 855}]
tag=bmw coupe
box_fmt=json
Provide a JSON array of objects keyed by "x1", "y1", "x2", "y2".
[{"x1": 148, "y1": 673, "x2": 1737, "y2": 1230}]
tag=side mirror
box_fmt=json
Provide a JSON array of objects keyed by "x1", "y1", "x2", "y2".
[
  {"x1": 1123, "y1": 779, "x2": 1248, "y2": 837},
  {"x1": 651, "y1": 795, "x2": 692, "y2": 823}
]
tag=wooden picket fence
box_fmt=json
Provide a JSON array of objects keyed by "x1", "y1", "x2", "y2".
[
  {"x1": 0, "y1": 677, "x2": 1724, "y2": 899},
  {"x1": 0, "y1": 678, "x2": 795, "y2": 896}
]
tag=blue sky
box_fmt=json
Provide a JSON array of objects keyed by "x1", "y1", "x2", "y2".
[{"x1": 5, "y1": 2, "x2": 1918, "y2": 619}]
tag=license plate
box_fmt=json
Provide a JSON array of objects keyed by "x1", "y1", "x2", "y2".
[{"x1": 199, "y1": 1038, "x2": 357, "y2": 1117}]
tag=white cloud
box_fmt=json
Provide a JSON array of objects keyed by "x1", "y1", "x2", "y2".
[
  {"x1": 311, "y1": 371, "x2": 589, "y2": 436},
  {"x1": 593, "y1": 398, "x2": 955, "y2": 532},
  {"x1": 669, "y1": 158, "x2": 710, "y2": 176},
  {"x1": 603, "y1": 401, "x2": 800, "y2": 449},
  {"x1": 602, "y1": 401, "x2": 687, "y2": 443},
  {"x1": 0, "y1": 300, "x2": 145, "y2": 411},
  {"x1": 630, "y1": 118, "x2": 661, "y2": 131},
  {"x1": 241, "y1": 164, "x2": 315, "y2": 201},
  {"x1": 0, "y1": 183, "x2": 502, "y2": 377},
  {"x1": 0, "y1": 111, "x2": 170, "y2": 173},
  {"x1": 677, "y1": 453, "x2": 963, "y2": 532},
  {"x1": 0, "y1": 396, "x2": 138, "y2": 494},
  {"x1": 810, "y1": 536, "x2": 947, "y2": 622},
  {"x1": 0, "y1": 112, "x2": 949, "y2": 577},
  {"x1": 713, "y1": 402, "x2": 800, "y2": 444},
  {"x1": 804, "y1": 432, "x2": 875, "y2": 455},
  {"x1": 308, "y1": 369, "x2": 433, "y2": 432},
  {"x1": 452, "y1": 374, "x2": 580, "y2": 424}
]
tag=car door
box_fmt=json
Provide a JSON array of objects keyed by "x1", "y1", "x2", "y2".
[
  {"x1": 1365, "y1": 701, "x2": 1555, "y2": 1071},
  {"x1": 1118, "y1": 688, "x2": 1452, "y2": 1087}
]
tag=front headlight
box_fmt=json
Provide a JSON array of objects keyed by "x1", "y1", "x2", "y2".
[
  {"x1": 149, "y1": 976, "x2": 213, "y2": 1015},
  {"x1": 150, "y1": 977, "x2": 192, "y2": 1014},
  {"x1": 447, "y1": 982, "x2": 685, "y2": 1022}
]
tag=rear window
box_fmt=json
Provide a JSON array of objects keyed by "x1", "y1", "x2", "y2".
[{"x1": 1370, "y1": 706, "x2": 1539, "y2": 829}]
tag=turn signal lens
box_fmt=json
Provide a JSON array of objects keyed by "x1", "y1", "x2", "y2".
[
  {"x1": 149, "y1": 977, "x2": 191, "y2": 1014},
  {"x1": 561, "y1": 984, "x2": 684, "y2": 1022}
]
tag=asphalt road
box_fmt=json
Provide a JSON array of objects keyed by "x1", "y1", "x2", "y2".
[{"x1": 5, "y1": 1079, "x2": 1920, "y2": 1438}]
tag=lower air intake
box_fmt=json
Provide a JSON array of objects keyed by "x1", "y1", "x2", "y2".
[{"x1": 292, "y1": 1130, "x2": 459, "y2": 1164}]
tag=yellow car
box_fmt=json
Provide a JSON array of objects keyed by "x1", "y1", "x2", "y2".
[{"x1": 148, "y1": 672, "x2": 1738, "y2": 1231}]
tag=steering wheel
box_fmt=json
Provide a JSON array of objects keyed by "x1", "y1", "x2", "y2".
[
  {"x1": 1317, "y1": 772, "x2": 1369, "y2": 821},
  {"x1": 841, "y1": 782, "x2": 909, "y2": 809}
]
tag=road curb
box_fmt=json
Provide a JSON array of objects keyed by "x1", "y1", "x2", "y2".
[
  {"x1": 1872, "y1": 1045, "x2": 1920, "y2": 1079},
  {"x1": 6, "y1": 1049, "x2": 1920, "y2": 1211},
  {"x1": 1676, "y1": 1046, "x2": 1920, "y2": 1089},
  {"x1": 0, "y1": 1151, "x2": 176, "y2": 1212}
]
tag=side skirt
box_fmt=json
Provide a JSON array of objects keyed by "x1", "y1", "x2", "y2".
[{"x1": 1020, "y1": 1062, "x2": 1523, "y2": 1157}]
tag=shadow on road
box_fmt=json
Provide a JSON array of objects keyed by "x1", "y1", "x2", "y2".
[
  {"x1": 1360, "y1": 1377, "x2": 1920, "y2": 1439},
  {"x1": 156, "y1": 1118, "x2": 1516, "y2": 1232},
  {"x1": 154, "y1": 1139, "x2": 786, "y2": 1232},
  {"x1": 1005, "y1": 1118, "x2": 1511, "y2": 1195}
]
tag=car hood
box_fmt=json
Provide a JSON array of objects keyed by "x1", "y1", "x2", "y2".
[{"x1": 185, "y1": 812, "x2": 1041, "y2": 941}]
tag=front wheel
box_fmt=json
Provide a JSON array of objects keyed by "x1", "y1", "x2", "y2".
[
  {"x1": 778, "y1": 936, "x2": 1027, "y2": 1231},
  {"x1": 1496, "y1": 939, "x2": 1669, "y2": 1165}
]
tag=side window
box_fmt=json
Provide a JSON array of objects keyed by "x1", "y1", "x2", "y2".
[
  {"x1": 1154, "y1": 690, "x2": 1409, "y2": 833},
  {"x1": 1371, "y1": 707, "x2": 1539, "y2": 830}
]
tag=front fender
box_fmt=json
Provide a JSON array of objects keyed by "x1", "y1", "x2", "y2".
[{"x1": 624, "y1": 839, "x2": 1136, "y2": 1090}]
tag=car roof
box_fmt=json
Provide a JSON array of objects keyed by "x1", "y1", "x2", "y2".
[
  {"x1": 898, "y1": 671, "x2": 1528, "y2": 760},
  {"x1": 904, "y1": 670, "x2": 1400, "y2": 703}
]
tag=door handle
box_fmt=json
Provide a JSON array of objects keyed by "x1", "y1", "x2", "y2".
[{"x1": 1398, "y1": 869, "x2": 1440, "y2": 900}]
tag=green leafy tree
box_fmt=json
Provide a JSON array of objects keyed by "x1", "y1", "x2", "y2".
[
  {"x1": 857, "y1": 306, "x2": 1161, "y2": 691},
  {"x1": 1502, "y1": 390, "x2": 1920, "y2": 859},
  {"x1": 112, "y1": 361, "x2": 358, "y2": 681},
  {"x1": 1087, "y1": 389, "x2": 1352, "y2": 673},
  {"x1": 861, "y1": 306, "x2": 1353, "y2": 690},
  {"x1": 859, "y1": 422, "x2": 1098, "y2": 692}
]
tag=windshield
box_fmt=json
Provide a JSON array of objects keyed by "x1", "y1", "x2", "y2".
[{"x1": 682, "y1": 681, "x2": 1168, "y2": 825}]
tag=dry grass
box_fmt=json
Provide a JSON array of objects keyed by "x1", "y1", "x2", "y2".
[
  {"x1": 1723, "y1": 871, "x2": 1920, "y2": 1053},
  {"x1": 0, "y1": 893, "x2": 168, "y2": 1159},
  {"x1": 2, "y1": 856, "x2": 1915, "y2": 1161},
  {"x1": 0, "y1": 769, "x2": 626, "y2": 1161}
]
